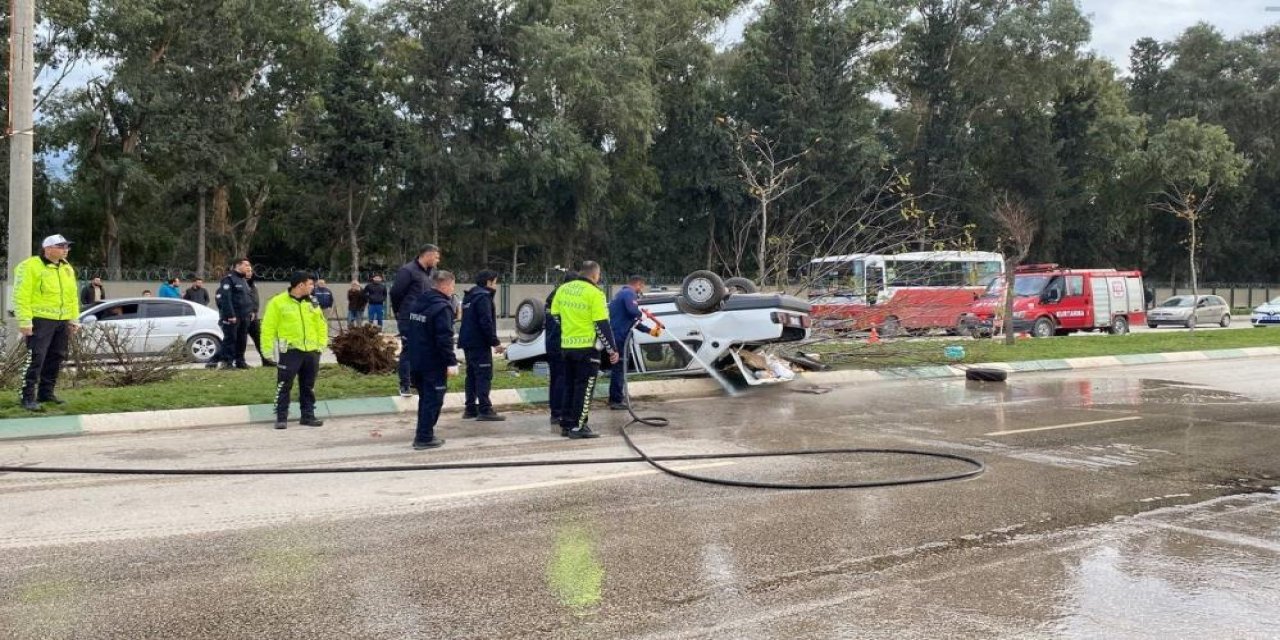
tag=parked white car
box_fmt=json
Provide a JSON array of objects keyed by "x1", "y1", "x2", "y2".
[
  {"x1": 504, "y1": 272, "x2": 811, "y2": 383},
  {"x1": 78, "y1": 298, "x2": 223, "y2": 362},
  {"x1": 1251, "y1": 297, "x2": 1280, "y2": 327}
]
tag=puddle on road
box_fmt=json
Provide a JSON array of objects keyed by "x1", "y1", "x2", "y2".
[{"x1": 945, "y1": 377, "x2": 1256, "y2": 410}]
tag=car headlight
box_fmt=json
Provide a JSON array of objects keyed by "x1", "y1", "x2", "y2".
[{"x1": 1012, "y1": 311, "x2": 1026, "y2": 319}]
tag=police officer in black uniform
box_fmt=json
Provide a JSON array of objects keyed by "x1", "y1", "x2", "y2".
[{"x1": 209, "y1": 259, "x2": 255, "y2": 369}]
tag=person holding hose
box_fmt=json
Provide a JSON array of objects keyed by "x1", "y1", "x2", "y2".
[
  {"x1": 606, "y1": 275, "x2": 657, "y2": 410},
  {"x1": 549, "y1": 261, "x2": 620, "y2": 439}
]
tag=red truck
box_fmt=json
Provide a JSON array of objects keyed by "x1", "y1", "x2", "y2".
[{"x1": 959, "y1": 264, "x2": 1147, "y2": 338}]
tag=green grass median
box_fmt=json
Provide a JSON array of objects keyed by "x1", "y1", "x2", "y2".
[{"x1": 2, "y1": 328, "x2": 1277, "y2": 419}]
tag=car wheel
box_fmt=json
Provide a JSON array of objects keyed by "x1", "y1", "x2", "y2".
[
  {"x1": 680, "y1": 270, "x2": 727, "y2": 313},
  {"x1": 515, "y1": 298, "x2": 546, "y2": 338},
  {"x1": 1109, "y1": 315, "x2": 1129, "y2": 335},
  {"x1": 1032, "y1": 316, "x2": 1055, "y2": 338},
  {"x1": 723, "y1": 277, "x2": 758, "y2": 295},
  {"x1": 1185, "y1": 316, "x2": 1196, "y2": 329},
  {"x1": 1220, "y1": 314, "x2": 1231, "y2": 328},
  {"x1": 186, "y1": 335, "x2": 221, "y2": 363},
  {"x1": 1147, "y1": 324, "x2": 1157, "y2": 329}
]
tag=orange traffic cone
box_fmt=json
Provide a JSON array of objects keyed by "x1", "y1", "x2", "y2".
[{"x1": 868, "y1": 327, "x2": 881, "y2": 344}]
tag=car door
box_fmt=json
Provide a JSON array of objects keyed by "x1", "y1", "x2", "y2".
[
  {"x1": 1056, "y1": 275, "x2": 1090, "y2": 330},
  {"x1": 85, "y1": 302, "x2": 147, "y2": 353},
  {"x1": 142, "y1": 300, "x2": 196, "y2": 352}
]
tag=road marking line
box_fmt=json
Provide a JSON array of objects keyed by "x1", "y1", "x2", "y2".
[
  {"x1": 408, "y1": 461, "x2": 737, "y2": 503},
  {"x1": 985, "y1": 416, "x2": 1143, "y2": 437}
]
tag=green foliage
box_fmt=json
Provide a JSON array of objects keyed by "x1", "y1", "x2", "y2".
[{"x1": 14, "y1": 1, "x2": 1279, "y2": 286}]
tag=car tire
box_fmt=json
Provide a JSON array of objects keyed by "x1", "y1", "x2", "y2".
[
  {"x1": 965, "y1": 368, "x2": 1008, "y2": 382},
  {"x1": 1185, "y1": 316, "x2": 1196, "y2": 329},
  {"x1": 1032, "y1": 316, "x2": 1055, "y2": 338},
  {"x1": 186, "y1": 335, "x2": 221, "y2": 363},
  {"x1": 1147, "y1": 324, "x2": 1157, "y2": 329},
  {"x1": 1107, "y1": 316, "x2": 1129, "y2": 335},
  {"x1": 1220, "y1": 314, "x2": 1231, "y2": 328},
  {"x1": 680, "y1": 270, "x2": 727, "y2": 313},
  {"x1": 515, "y1": 298, "x2": 546, "y2": 338},
  {"x1": 723, "y1": 277, "x2": 758, "y2": 295}
]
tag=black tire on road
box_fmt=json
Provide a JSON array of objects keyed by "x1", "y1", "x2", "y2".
[
  {"x1": 186, "y1": 335, "x2": 222, "y2": 363},
  {"x1": 966, "y1": 368, "x2": 1008, "y2": 382},
  {"x1": 1032, "y1": 316, "x2": 1055, "y2": 338},
  {"x1": 680, "y1": 270, "x2": 727, "y2": 313},
  {"x1": 1147, "y1": 324, "x2": 1158, "y2": 329},
  {"x1": 1109, "y1": 315, "x2": 1129, "y2": 335},
  {"x1": 723, "y1": 277, "x2": 758, "y2": 295},
  {"x1": 515, "y1": 298, "x2": 546, "y2": 337}
]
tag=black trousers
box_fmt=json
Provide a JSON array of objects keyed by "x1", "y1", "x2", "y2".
[
  {"x1": 275, "y1": 350, "x2": 321, "y2": 419},
  {"x1": 412, "y1": 369, "x2": 448, "y2": 443},
  {"x1": 547, "y1": 351, "x2": 567, "y2": 419},
  {"x1": 561, "y1": 349, "x2": 600, "y2": 431},
  {"x1": 22, "y1": 318, "x2": 70, "y2": 401},
  {"x1": 215, "y1": 317, "x2": 250, "y2": 365},
  {"x1": 463, "y1": 347, "x2": 494, "y2": 413}
]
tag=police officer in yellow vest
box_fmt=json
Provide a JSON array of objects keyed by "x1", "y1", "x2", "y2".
[
  {"x1": 261, "y1": 271, "x2": 329, "y2": 430},
  {"x1": 13, "y1": 234, "x2": 80, "y2": 411},
  {"x1": 549, "y1": 261, "x2": 620, "y2": 439}
]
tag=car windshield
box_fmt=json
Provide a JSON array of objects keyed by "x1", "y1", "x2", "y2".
[
  {"x1": 1268, "y1": 298, "x2": 1280, "y2": 306},
  {"x1": 984, "y1": 275, "x2": 1050, "y2": 298},
  {"x1": 1161, "y1": 296, "x2": 1194, "y2": 308}
]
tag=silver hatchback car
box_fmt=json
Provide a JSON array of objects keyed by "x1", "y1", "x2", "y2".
[
  {"x1": 1146, "y1": 295, "x2": 1231, "y2": 329},
  {"x1": 78, "y1": 298, "x2": 224, "y2": 362}
]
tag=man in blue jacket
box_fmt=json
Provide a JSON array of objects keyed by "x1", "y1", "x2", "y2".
[
  {"x1": 607, "y1": 275, "x2": 656, "y2": 409},
  {"x1": 405, "y1": 270, "x2": 459, "y2": 450},
  {"x1": 458, "y1": 270, "x2": 506, "y2": 421}
]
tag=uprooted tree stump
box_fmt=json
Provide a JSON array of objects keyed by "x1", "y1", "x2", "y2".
[{"x1": 331, "y1": 325, "x2": 399, "y2": 374}]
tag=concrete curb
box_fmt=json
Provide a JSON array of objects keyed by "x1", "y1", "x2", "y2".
[{"x1": 3, "y1": 346, "x2": 1278, "y2": 440}]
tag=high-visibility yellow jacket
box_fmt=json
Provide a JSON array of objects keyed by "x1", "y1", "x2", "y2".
[
  {"x1": 13, "y1": 255, "x2": 78, "y2": 327},
  {"x1": 550, "y1": 278, "x2": 610, "y2": 350},
  {"x1": 261, "y1": 292, "x2": 329, "y2": 357}
]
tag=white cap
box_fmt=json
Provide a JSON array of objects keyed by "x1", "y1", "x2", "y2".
[{"x1": 41, "y1": 234, "x2": 71, "y2": 248}]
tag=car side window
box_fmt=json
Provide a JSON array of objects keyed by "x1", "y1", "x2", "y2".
[
  {"x1": 1066, "y1": 276, "x2": 1084, "y2": 297},
  {"x1": 145, "y1": 301, "x2": 195, "y2": 319},
  {"x1": 95, "y1": 303, "x2": 140, "y2": 321}
]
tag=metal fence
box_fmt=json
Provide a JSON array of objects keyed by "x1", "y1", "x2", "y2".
[{"x1": 1149, "y1": 283, "x2": 1280, "y2": 310}]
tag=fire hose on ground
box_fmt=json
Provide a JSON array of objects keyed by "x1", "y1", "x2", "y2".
[{"x1": 0, "y1": 314, "x2": 986, "y2": 488}]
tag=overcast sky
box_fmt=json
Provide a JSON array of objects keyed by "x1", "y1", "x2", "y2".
[{"x1": 715, "y1": 0, "x2": 1279, "y2": 74}]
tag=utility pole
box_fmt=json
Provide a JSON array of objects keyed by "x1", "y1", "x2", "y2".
[{"x1": 6, "y1": 0, "x2": 35, "y2": 345}]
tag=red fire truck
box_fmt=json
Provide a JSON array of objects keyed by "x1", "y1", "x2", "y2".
[{"x1": 959, "y1": 264, "x2": 1147, "y2": 338}]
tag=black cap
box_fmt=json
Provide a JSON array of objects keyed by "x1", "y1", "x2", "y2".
[{"x1": 289, "y1": 271, "x2": 315, "y2": 289}]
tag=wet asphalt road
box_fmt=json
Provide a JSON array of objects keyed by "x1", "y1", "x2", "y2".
[{"x1": 3, "y1": 359, "x2": 1280, "y2": 639}]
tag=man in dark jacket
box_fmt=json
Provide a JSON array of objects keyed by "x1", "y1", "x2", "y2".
[
  {"x1": 183, "y1": 278, "x2": 210, "y2": 306},
  {"x1": 545, "y1": 272, "x2": 576, "y2": 426},
  {"x1": 210, "y1": 259, "x2": 255, "y2": 369},
  {"x1": 347, "y1": 281, "x2": 367, "y2": 325},
  {"x1": 79, "y1": 277, "x2": 106, "y2": 310},
  {"x1": 313, "y1": 279, "x2": 335, "y2": 314},
  {"x1": 458, "y1": 270, "x2": 505, "y2": 421},
  {"x1": 391, "y1": 244, "x2": 441, "y2": 397},
  {"x1": 244, "y1": 268, "x2": 277, "y2": 368},
  {"x1": 405, "y1": 270, "x2": 459, "y2": 450},
  {"x1": 606, "y1": 275, "x2": 655, "y2": 409},
  {"x1": 364, "y1": 274, "x2": 389, "y2": 329}
]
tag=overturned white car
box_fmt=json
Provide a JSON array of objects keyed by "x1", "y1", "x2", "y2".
[{"x1": 504, "y1": 271, "x2": 812, "y2": 384}]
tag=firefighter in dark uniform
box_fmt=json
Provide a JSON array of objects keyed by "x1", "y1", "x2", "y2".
[
  {"x1": 209, "y1": 259, "x2": 255, "y2": 369},
  {"x1": 549, "y1": 261, "x2": 619, "y2": 439},
  {"x1": 545, "y1": 271, "x2": 577, "y2": 426},
  {"x1": 458, "y1": 269, "x2": 506, "y2": 420}
]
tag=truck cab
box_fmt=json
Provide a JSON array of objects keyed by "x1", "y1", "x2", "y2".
[{"x1": 959, "y1": 264, "x2": 1147, "y2": 338}]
